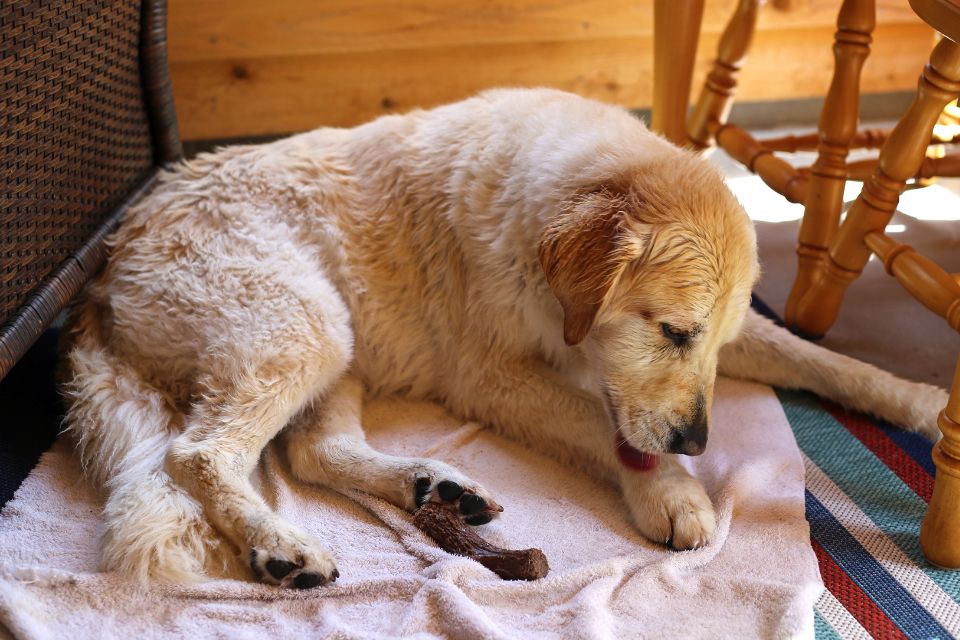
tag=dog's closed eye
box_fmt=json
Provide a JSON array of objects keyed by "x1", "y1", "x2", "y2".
[{"x1": 661, "y1": 323, "x2": 693, "y2": 347}]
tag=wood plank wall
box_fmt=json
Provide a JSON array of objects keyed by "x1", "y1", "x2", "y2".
[{"x1": 167, "y1": 0, "x2": 933, "y2": 141}]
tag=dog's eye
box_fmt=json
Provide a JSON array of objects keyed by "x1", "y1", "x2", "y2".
[{"x1": 660, "y1": 323, "x2": 691, "y2": 347}]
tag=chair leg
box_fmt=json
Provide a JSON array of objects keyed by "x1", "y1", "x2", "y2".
[
  {"x1": 785, "y1": 0, "x2": 875, "y2": 327},
  {"x1": 792, "y1": 37, "x2": 960, "y2": 337},
  {"x1": 651, "y1": 0, "x2": 705, "y2": 146},
  {"x1": 921, "y1": 355, "x2": 960, "y2": 568},
  {"x1": 688, "y1": 0, "x2": 764, "y2": 149}
]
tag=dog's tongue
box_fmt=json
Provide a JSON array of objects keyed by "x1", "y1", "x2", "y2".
[{"x1": 616, "y1": 436, "x2": 659, "y2": 471}]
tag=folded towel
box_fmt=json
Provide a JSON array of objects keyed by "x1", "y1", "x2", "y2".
[{"x1": 0, "y1": 377, "x2": 821, "y2": 639}]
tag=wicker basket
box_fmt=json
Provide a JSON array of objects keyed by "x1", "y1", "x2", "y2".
[{"x1": 0, "y1": 0, "x2": 181, "y2": 380}]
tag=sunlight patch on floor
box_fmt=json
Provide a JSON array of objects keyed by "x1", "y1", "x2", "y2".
[
  {"x1": 725, "y1": 175, "x2": 865, "y2": 223},
  {"x1": 725, "y1": 175, "x2": 804, "y2": 222},
  {"x1": 897, "y1": 183, "x2": 960, "y2": 221},
  {"x1": 727, "y1": 174, "x2": 960, "y2": 223}
]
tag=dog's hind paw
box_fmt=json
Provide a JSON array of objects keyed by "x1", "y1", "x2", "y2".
[
  {"x1": 247, "y1": 523, "x2": 338, "y2": 589},
  {"x1": 410, "y1": 470, "x2": 503, "y2": 526}
]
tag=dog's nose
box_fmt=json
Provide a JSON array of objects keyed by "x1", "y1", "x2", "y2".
[{"x1": 668, "y1": 403, "x2": 709, "y2": 456}]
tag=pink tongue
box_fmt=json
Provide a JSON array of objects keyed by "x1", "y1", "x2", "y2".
[{"x1": 616, "y1": 436, "x2": 659, "y2": 471}]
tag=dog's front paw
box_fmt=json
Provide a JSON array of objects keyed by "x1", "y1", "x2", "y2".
[
  {"x1": 407, "y1": 465, "x2": 503, "y2": 526},
  {"x1": 248, "y1": 520, "x2": 338, "y2": 589},
  {"x1": 622, "y1": 470, "x2": 715, "y2": 550}
]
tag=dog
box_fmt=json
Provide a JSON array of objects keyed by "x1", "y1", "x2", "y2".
[{"x1": 62, "y1": 88, "x2": 948, "y2": 589}]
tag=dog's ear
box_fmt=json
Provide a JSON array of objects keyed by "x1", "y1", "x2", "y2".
[{"x1": 538, "y1": 185, "x2": 649, "y2": 346}]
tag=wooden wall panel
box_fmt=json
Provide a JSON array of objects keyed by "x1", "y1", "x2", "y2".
[{"x1": 167, "y1": 1, "x2": 933, "y2": 140}]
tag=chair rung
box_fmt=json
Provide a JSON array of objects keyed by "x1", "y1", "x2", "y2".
[
  {"x1": 715, "y1": 124, "x2": 808, "y2": 203},
  {"x1": 761, "y1": 128, "x2": 891, "y2": 153},
  {"x1": 846, "y1": 153, "x2": 960, "y2": 181},
  {"x1": 865, "y1": 231, "x2": 960, "y2": 332}
]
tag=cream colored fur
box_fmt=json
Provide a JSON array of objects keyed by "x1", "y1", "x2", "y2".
[{"x1": 61, "y1": 88, "x2": 948, "y2": 587}]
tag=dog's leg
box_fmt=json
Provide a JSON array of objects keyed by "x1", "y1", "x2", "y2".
[
  {"x1": 286, "y1": 376, "x2": 502, "y2": 524},
  {"x1": 166, "y1": 341, "x2": 346, "y2": 589},
  {"x1": 616, "y1": 456, "x2": 716, "y2": 549},
  {"x1": 719, "y1": 308, "x2": 948, "y2": 440},
  {"x1": 451, "y1": 363, "x2": 715, "y2": 549},
  {"x1": 63, "y1": 299, "x2": 220, "y2": 584}
]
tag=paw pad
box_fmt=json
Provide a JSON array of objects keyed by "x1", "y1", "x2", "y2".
[
  {"x1": 293, "y1": 573, "x2": 325, "y2": 589},
  {"x1": 437, "y1": 480, "x2": 464, "y2": 501},
  {"x1": 458, "y1": 493, "x2": 486, "y2": 515},
  {"x1": 266, "y1": 559, "x2": 295, "y2": 580},
  {"x1": 465, "y1": 513, "x2": 493, "y2": 526},
  {"x1": 415, "y1": 477, "x2": 433, "y2": 507},
  {"x1": 250, "y1": 549, "x2": 338, "y2": 589},
  {"x1": 412, "y1": 476, "x2": 501, "y2": 527}
]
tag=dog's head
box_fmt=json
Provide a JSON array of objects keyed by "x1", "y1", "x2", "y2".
[{"x1": 539, "y1": 158, "x2": 758, "y2": 456}]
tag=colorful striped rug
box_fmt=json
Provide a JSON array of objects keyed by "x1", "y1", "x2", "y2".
[{"x1": 777, "y1": 389, "x2": 960, "y2": 639}]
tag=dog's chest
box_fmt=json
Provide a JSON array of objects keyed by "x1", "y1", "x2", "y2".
[{"x1": 344, "y1": 290, "x2": 448, "y2": 399}]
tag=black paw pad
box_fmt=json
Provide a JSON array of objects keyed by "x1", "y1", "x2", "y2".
[
  {"x1": 266, "y1": 559, "x2": 295, "y2": 580},
  {"x1": 331, "y1": 569, "x2": 340, "y2": 582},
  {"x1": 465, "y1": 513, "x2": 493, "y2": 526},
  {"x1": 293, "y1": 572, "x2": 325, "y2": 589},
  {"x1": 459, "y1": 493, "x2": 486, "y2": 515},
  {"x1": 414, "y1": 477, "x2": 432, "y2": 507},
  {"x1": 437, "y1": 480, "x2": 464, "y2": 501}
]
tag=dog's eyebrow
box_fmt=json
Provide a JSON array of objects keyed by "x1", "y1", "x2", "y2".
[
  {"x1": 670, "y1": 323, "x2": 704, "y2": 338},
  {"x1": 626, "y1": 303, "x2": 711, "y2": 329}
]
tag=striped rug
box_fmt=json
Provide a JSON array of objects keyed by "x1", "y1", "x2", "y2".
[{"x1": 776, "y1": 389, "x2": 960, "y2": 639}]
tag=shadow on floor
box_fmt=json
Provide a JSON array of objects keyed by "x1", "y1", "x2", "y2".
[{"x1": 0, "y1": 330, "x2": 63, "y2": 507}]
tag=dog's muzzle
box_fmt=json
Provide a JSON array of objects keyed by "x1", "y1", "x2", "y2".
[{"x1": 667, "y1": 401, "x2": 708, "y2": 456}]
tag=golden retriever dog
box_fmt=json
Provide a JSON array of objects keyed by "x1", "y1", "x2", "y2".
[{"x1": 62, "y1": 88, "x2": 947, "y2": 589}]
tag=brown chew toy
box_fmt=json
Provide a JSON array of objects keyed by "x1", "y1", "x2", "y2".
[{"x1": 413, "y1": 502, "x2": 550, "y2": 581}]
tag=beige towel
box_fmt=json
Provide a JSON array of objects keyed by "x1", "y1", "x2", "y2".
[{"x1": 0, "y1": 377, "x2": 822, "y2": 639}]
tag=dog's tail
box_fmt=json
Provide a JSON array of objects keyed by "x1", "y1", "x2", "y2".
[{"x1": 61, "y1": 296, "x2": 225, "y2": 584}]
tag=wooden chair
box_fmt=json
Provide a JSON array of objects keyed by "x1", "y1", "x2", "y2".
[{"x1": 653, "y1": 0, "x2": 960, "y2": 568}]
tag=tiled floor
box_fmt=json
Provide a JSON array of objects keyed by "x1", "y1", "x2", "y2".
[{"x1": 710, "y1": 128, "x2": 960, "y2": 388}]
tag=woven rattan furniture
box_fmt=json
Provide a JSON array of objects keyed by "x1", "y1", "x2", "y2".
[
  {"x1": 0, "y1": 0, "x2": 182, "y2": 381},
  {"x1": 653, "y1": 0, "x2": 960, "y2": 568}
]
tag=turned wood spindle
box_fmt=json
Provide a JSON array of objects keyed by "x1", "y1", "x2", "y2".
[
  {"x1": 785, "y1": 0, "x2": 875, "y2": 326},
  {"x1": 651, "y1": 0, "x2": 705, "y2": 146},
  {"x1": 866, "y1": 213, "x2": 960, "y2": 569},
  {"x1": 921, "y1": 356, "x2": 960, "y2": 569},
  {"x1": 845, "y1": 152, "x2": 960, "y2": 181},
  {"x1": 688, "y1": 0, "x2": 765, "y2": 149},
  {"x1": 792, "y1": 37, "x2": 960, "y2": 338},
  {"x1": 762, "y1": 128, "x2": 890, "y2": 153},
  {"x1": 715, "y1": 124, "x2": 808, "y2": 203},
  {"x1": 762, "y1": 127, "x2": 959, "y2": 154},
  {"x1": 865, "y1": 231, "x2": 960, "y2": 331}
]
